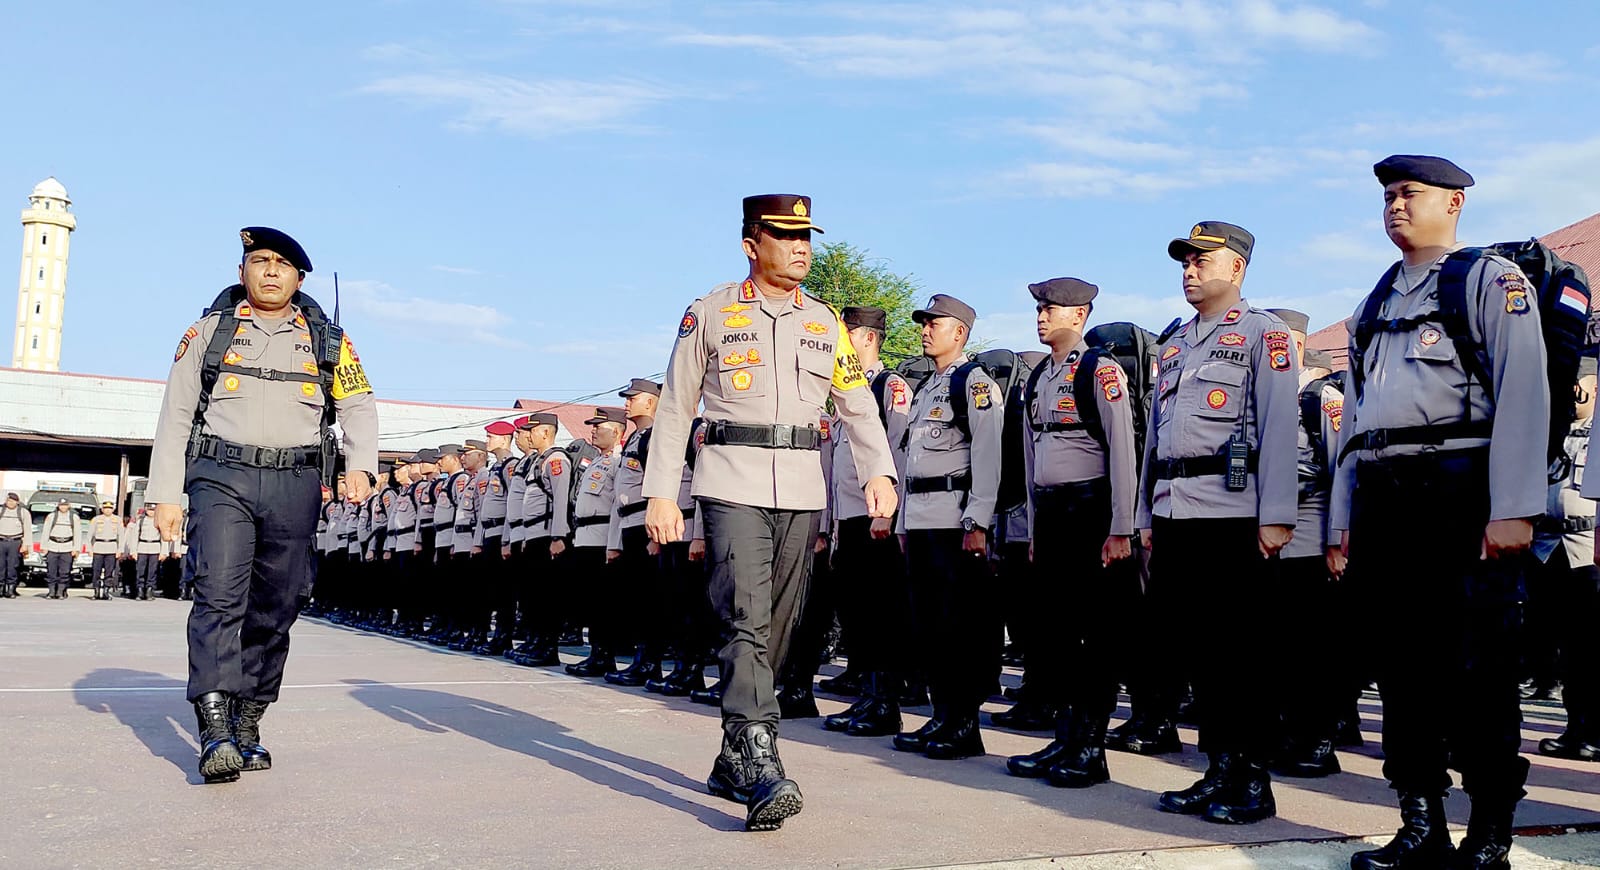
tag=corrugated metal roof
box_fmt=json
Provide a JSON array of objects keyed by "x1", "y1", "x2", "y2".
[{"x1": 0, "y1": 367, "x2": 570, "y2": 454}]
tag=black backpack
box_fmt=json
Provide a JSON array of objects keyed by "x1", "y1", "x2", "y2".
[
  {"x1": 947, "y1": 349, "x2": 1039, "y2": 513},
  {"x1": 1298, "y1": 371, "x2": 1346, "y2": 485},
  {"x1": 1023, "y1": 322, "x2": 1160, "y2": 474},
  {"x1": 191, "y1": 284, "x2": 343, "y2": 485},
  {"x1": 894, "y1": 355, "x2": 938, "y2": 396},
  {"x1": 1351, "y1": 241, "x2": 1591, "y2": 479}
]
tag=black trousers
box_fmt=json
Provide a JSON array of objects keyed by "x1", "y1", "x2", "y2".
[
  {"x1": 785, "y1": 544, "x2": 836, "y2": 684},
  {"x1": 1272, "y1": 554, "x2": 1346, "y2": 744},
  {"x1": 525, "y1": 537, "x2": 570, "y2": 646},
  {"x1": 658, "y1": 538, "x2": 712, "y2": 662},
  {"x1": 1030, "y1": 483, "x2": 1127, "y2": 723},
  {"x1": 615, "y1": 524, "x2": 662, "y2": 653},
  {"x1": 1147, "y1": 515, "x2": 1275, "y2": 756},
  {"x1": 406, "y1": 529, "x2": 435, "y2": 626},
  {"x1": 1349, "y1": 450, "x2": 1529, "y2": 801},
  {"x1": 1537, "y1": 548, "x2": 1600, "y2": 737},
  {"x1": 185, "y1": 457, "x2": 320, "y2": 704},
  {"x1": 832, "y1": 515, "x2": 909, "y2": 676},
  {"x1": 0, "y1": 539, "x2": 20, "y2": 586},
  {"x1": 478, "y1": 536, "x2": 509, "y2": 638},
  {"x1": 906, "y1": 527, "x2": 1002, "y2": 711},
  {"x1": 702, "y1": 500, "x2": 819, "y2": 740},
  {"x1": 92, "y1": 553, "x2": 118, "y2": 593},
  {"x1": 136, "y1": 554, "x2": 160, "y2": 594},
  {"x1": 46, "y1": 550, "x2": 74, "y2": 591}
]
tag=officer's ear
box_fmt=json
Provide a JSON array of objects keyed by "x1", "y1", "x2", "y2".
[
  {"x1": 1447, "y1": 189, "x2": 1466, "y2": 217},
  {"x1": 1231, "y1": 253, "x2": 1248, "y2": 285}
]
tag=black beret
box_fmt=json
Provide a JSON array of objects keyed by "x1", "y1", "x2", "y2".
[
  {"x1": 912, "y1": 294, "x2": 977, "y2": 329},
  {"x1": 1028, "y1": 277, "x2": 1099, "y2": 307},
  {"x1": 841, "y1": 306, "x2": 888, "y2": 331},
  {"x1": 1266, "y1": 308, "x2": 1310, "y2": 334},
  {"x1": 1373, "y1": 155, "x2": 1474, "y2": 189},
  {"x1": 239, "y1": 227, "x2": 313, "y2": 273},
  {"x1": 619, "y1": 378, "x2": 662, "y2": 398},
  {"x1": 742, "y1": 194, "x2": 824, "y2": 234},
  {"x1": 1169, "y1": 221, "x2": 1254, "y2": 264}
]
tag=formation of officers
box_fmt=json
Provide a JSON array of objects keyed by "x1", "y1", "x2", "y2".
[
  {"x1": 0, "y1": 496, "x2": 188, "y2": 601},
  {"x1": 286, "y1": 158, "x2": 1590, "y2": 865}
]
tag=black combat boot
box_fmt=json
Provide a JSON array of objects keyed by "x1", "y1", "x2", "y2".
[
  {"x1": 565, "y1": 645, "x2": 616, "y2": 677},
  {"x1": 1272, "y1": 736, "x2": 1342, "y2": 778},
  {"x1": 706, "y1": 733, "x2": 751, "y2": 804},
  {"x1": 1350, "y1": 792, "x2": 1452, "y2": 870},
  {"x1": 194, "y1": 691, "x2": 243, "y2": 784},
  {"x1": 232, "y1": 698, "x2": 273, "y2": 772},
  {"x1": 777, "y1": 681, "x2": 819, "y2": 719},
  {"x1": 644, "y1": 657, "x2": 680, "y2": 693},
  {"x1": 1046, "y1": 714, "x2": 1111, "y2": 789},
  {"x1": 659, "y1": 660, "x2": 707, "y2": 697},
  {"x1": 1117, "y1": 717, "x2": 1182, "y2": 756},
  {"x1": 1201, "y1": 757, "x2": 1276, "y2": 824},
  {"x1": 690, "y1": 676, "x2": 725, "y2": 706},
  {"x1": 1538, "y1": 714, "x2": 1600, "y2": 761},
  {"x1": 989, "y1": 699, "x2": 1058, "y2": 732},
  {"x1": 607, "y1": 645, "x2": 662, "y2": 687},
  {"x1": 1007, "y1": 713, "x2": 1077, "y2": 778},
  {"x1": 843, "y1": 673, "x2": 902, "y2": 737},
  {"x1": 1449, "y1": 799, "x2": 1514, "y2": 870},
  {"x1": 736, "y1": 723, "x2": 803, "y2": 832},
  {"x1": 816, "y1": 667, "x2": 865, "y2": 697},
  {"x1": 1157, "y1": 753, "x2": 1235, "y2": 815},
  {"x1": 519, "y1": 643, "x2": 562, "y2": 667},
  {"x1": 923, "y1": 708, "x2": 985, "y2": 760},
  {"x1": 823, "y1": 694, "x2": 874, "y2": 732},
  {"x1": 893, "y1": 705, "x2": 948, "y2": 753},
  {"x1": 1106, "y1": 710, "x2": 1145, "y2": 751},
  {"x1": 900, "y1": 676, "x2": 930, "y2": 707}
]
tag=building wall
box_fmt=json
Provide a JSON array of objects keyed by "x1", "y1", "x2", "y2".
[{"x1": 13, "y1": 183, "x2": 76, "y2": 372}]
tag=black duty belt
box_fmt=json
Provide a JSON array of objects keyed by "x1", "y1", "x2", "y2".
[
  {"x1": 0, "y1": 535, "x2": 19, "y2": 541},
  {"x1": 1339, "y1": 420, "x2": 1492, "y2": 462},
  {"x1": 509, "y1": 519, "x2": 525, "y2": 528},
  {"x1": 705, "y1": 421, "x2": 823, "y2": 451},
  {"x1": 139, "y1": 537, "x2": 161, "y2": 543},
  {"x1": 1538, "y1": 516, "x2": 1597, "y2": 534},
  {"x1": 528, "y1": 511, "x2": 552, "y2": 526},
  {"x1": 454, "y1": 525, "x2": 474, "y2": 534},
  {"x1": 573, "y1": 515, "x2": 610, "y2": 528},
  {"x1": 618, "y1": 501, "x2": 648, "y2": 517},
  {"x1": 50, "y1": 536, "x2": 73, "y2": 543},
  {"x1": 191, "y1": 435, "x2": 319, "y2": 469},
  {"x1": 907, "y1": 473, "x2": 971, "y2": 495},
  {"x1": 1151, "y1": 453, "x2": 1258, "y2": 481},
  {"x1": 1033, "y1": 478, "x2": 1109, "y2": 501},
  {"x1": 481, "y1": 517, "x2": 506, "y2": 530},
  {"x1": 420, "y1": 521, "x2": 435, "y2": 531}
]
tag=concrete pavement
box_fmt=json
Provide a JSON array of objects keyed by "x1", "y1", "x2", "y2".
[{"x1": 4, "y1": 590, "x2": 1599, "y2": 869}]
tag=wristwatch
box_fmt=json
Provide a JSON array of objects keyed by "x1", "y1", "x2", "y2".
[{"x1": 961, "y1": 517, "x2": 980, "y2": 533}]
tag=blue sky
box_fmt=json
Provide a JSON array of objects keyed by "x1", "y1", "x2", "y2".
[{"x1": 5, "y1": 1, "x2": 1599, "y2": 405}]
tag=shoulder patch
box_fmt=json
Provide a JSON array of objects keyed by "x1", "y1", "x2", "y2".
[
  {"x1": 889, "y1": 377, "x2": 910, "y2": 409},
  {"x1": 679, "y1": 309, "x2": 698, "y2": 337},
  {"x1": 1499, "y1": 272, "x2": 1531, "y2": 315},
  {"x1": 1323, "y1": 399, "x2": 1344, "y2": 432},
  {"x1": 174, "y1": 326, "x2": 198, "y2": 362},
  {"x1": 1264, "y1": 330, "x2": 1292, "y2": 372}
]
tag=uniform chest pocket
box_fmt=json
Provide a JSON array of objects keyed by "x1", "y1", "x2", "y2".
[
  {"x1": 796, "y1": 348, "x2": 833, "y2": 405},
  {"x1": 1193, "y1": 361, "x2": 1247, "y2": 420},
  {"x1": 718, "y1": 344, "x2": 770, "y2": 399},
  {"x1": 1405, "y1": 326, "x2": 1457, "y2": 363}
]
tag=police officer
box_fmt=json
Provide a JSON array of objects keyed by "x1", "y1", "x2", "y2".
[
  {"x1": 643, "y1": 194, "x2": 897, "y2": 832},
  {"x1": 42, "y1": 499, "x2": 81, "y2": 599},
  {"x1": 426, "y1": 444, "x2": 466, "y2": 645},
  {"x1": 1139, "y1": 221, "x2": 1299, "y2": 824},
  {"x1": 1335, "y1": 157, "x2": 1545, "y2": 870},
  {"x1": 513, "y1": 413, "x2": 578, "y2": 666},
  {"x1": 820, "y1": 306, "x2": 913, "y2": 737},
  {"x1": 404, "y1": 448, "x2": 440, "y2": 637},
  {"x1": 1262, "y1": 308, "x2": 1347, "y2": 779},
  {"x1": 90, "y1": 500, "x2": 122, "y2": 601},
  {"x1": 380, "y1": 458, "x2": 414, "y2": 633},
  {"x1": 502, "y1": 418, "x2": 535, "y2": 652},
  {"x1": 561, "y1": 409, "x2": 621, "y2": 673},
  {"x1": 0, "y1": 492, "x2": 29, "y2": 598},
  {"x1": 647, "y1": 417, "x2": 712, "y2": 697},
  {"x1": 147, "y1": 227, "x2": 378, "y2": 784},
  {"x1": 472, "y1": 422, "x2": 517, "y2": 654},
  {"x1": 1536, "y1": 359, "x2": 1600, "y2": 762},
  {"x1": 1004, "y1": 277, "x2": 1138, "y2": 788},
  {"x1": 888, "y1": 294, "x2": 1003, "y2": 762},
  {"x1": 607, "y1": 378, "x2": 664, "y2": 686},
  {"x1": 450, "y1": 440, "x2": 489, "y2": 651}
]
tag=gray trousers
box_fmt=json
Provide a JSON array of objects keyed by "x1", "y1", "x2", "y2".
[{"x1": 701, "y1": 499, "x2": 820, "y2": 741}]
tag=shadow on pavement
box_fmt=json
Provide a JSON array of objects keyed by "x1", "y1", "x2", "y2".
[
  {"x1": 343, "y1": 679, "x2": 744, "y2": 832},
  {"x1": 72, "y1": 668, "x2": 201, "y2": 785}
]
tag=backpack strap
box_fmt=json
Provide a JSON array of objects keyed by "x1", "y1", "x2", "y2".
[
  {"x1": 1349, "y1": 262, "x2": 1406, "y2": 402},
  {"x1": 1436, "y1": 248, "x2": 1494, "y2": 404},
  {"x1": 949, "y1": 361, "x2": 983, "y2": 441},
  {"x1": 870, "y1": 369, "x2": 896, "y2": 428},
  {"x1": 686, "y1": 418, "x2": 705, "y2": 469},
  {"x1": 1299, "y1": 375, "x2": 1334, "y2": 480},
  {"x1": 1022, "y1": 361, "x2": 1049, "y2": 433},
  {"x1": 1072, "y1": 348, "x2": 1110, "y2": 452}
]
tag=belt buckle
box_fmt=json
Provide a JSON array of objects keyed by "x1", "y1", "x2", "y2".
[
  {"x1": 772, "y1": 423, "x2": 794, "y2": 449},
  {"x1": 259, "y1": 447, "x2": 281, "y2": 467},
  {"x1": 1366, "y1": 429, "x2": 1388, "y2": 452},
  {"x1": 223, "y1": 443, "x2": 244, "y2": 462}
]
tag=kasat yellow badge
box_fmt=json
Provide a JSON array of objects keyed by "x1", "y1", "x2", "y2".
[{"x1": 330, "y1": 335, "x2": 372, "y2": 400}]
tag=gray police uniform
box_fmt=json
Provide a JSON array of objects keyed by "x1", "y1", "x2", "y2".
[
  {"x1": 607, "y1": 423, "x2": 661, "y2": 670},
  {"x1": 42, "y1": 509, "x2": 81, "y2": 596},
  {"x1": 1022, "y1": 343, "x2": 1139, "y2": 736},
  {"x1": 126, "y1": 511, "x2": 169, "y2": 598},
  {"x1": 897, "y1": 359, "x2": 1004, "y2": 722},
  {"x1": 0, "y1": 503, "x2": 32, "y2": 595},
  {"x1": 148, "y1": 293, "x2": 377, "y2": 704},
  {"x1": 564, "y1": 447, "x2": 617, "y2": 663},
  {"x1": 90, "y1": 513, "x2": 122, "y2": 598},
  {"x1": 476, "y1": 456, "x2": 514, "y2": 650},
  {"x1": 643, "y1": 280, "x2": 896, "y2": 742},
  {"x1": 1136, "y1": 299, "x2": 1299, "y2": 758},
  {"x1": 1330, "y1": 250, "x2": 1545, "y2": 807}
]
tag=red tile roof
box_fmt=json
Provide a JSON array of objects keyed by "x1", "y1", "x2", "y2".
[
  {"x1": 1305, "y1": 211, "x2": 1600, "y2": 372},
  {"x1": 514, "y1": 398, "x2": 626, "y2": 443}
]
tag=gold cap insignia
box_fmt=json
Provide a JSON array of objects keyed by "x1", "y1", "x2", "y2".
[
  {"x1": 1191, "y1": 225, "x2": 1204, "y2": 239},
  {"x1": 240, "y1": 230, "x2": 253, "y2": 245},
  {"x1": 793, "y1": 200, "x2": 807, "y2": 217}
]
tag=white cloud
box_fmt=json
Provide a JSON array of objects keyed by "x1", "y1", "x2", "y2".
[
  {"x1": 1471, "y1": 134, "x2": 1600, "y2": 238},
  {"x1": 1437, "y1": 32, "x2": 1565, "y2": 84},
  {"x1": 360, "y1": 72, "x2": 674, "y2": 138},
  {"x1": 991, "y1": 146, "x2": 1369, "y2": 199},
  {"x1": 430, "y1": 265, "x2": 481, "y2": 276},
  {"x1": 312, "y1": 277, "x2": 530, "y2": 351},
  {"x1": 1297, "y1": 227, "x2": 1395, "y2": 271}
]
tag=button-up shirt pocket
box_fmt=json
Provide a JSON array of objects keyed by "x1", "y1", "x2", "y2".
[
  {"x1": 795, "y1": 346, "x2": 833, "y2": 407},
  {"x1": 1193, "y1": 362, "x2": 1247, "y2": 422},
  {"x1": 718, "y1": 343, "x2": 770, "y2": 399}
]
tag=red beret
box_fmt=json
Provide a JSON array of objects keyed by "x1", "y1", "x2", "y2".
[
  {"x1": 485, "y1": 420, "x2": 516, "y2": 436},
  {"x1": 512, "y1": 415, "x2": 533, "y2": 430}
]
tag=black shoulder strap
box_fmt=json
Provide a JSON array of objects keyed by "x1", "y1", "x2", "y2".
[
  {"x1": 1350, "y1": 262, "x2": 1406, "y2": 401},
  {"x1": 633, "y1": 427, "x2": 654, "y2": 473},
  {"x1": 1022, "y1": 361, "x2": 1048, "y2": 432},
  {"x1": 950, "y1": 361, "x2": 981, "y2": 440},
  {"x1": 194, "y1": 311, "x2": 238, "y2": 430},
  {"x1": 1436, "y1": 248, "x2": 1494, "y2": 401},
  {"x1": 1299, "y1": 375, "x2": 1332, "y2": 472},
  {"x1": 686, "y1": 418, "x2": 705, "y2": 469},
  {"x1": 1156, "y1": 317, "x2": 1183, "y2": 345},
  {"x1": 1073, "y1": 349, "x2": 1109, "y2": 451},
  {"x1": 870, "y1": 370, "x2": 896, "y2": 427}
]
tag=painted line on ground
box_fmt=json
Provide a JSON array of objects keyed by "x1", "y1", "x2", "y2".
[{"x1": 0, "y1": 679, "x2": 573, "y2": 694}]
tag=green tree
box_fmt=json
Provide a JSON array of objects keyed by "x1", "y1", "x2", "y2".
[{"x1": 803, "y1": 242, "x2": 923, "y2": 363}]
